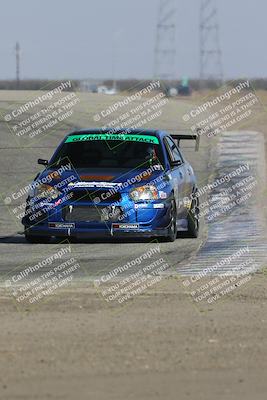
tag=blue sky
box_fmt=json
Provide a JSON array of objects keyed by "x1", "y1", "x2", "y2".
[{"x1": 0, "y1": 0, "x2": 266, "y2": 80}]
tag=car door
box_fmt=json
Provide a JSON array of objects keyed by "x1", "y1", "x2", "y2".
[
  {"x1": 179, "y1": 153, "x2": 196, "y2": 202},
  {"x1": 164, "y1": 137, "x2": 187, "y2": 216}
]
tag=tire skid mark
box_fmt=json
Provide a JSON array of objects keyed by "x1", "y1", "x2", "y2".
[{"x1": 177, "y1": 131, "x2": 267, "y2": 276}]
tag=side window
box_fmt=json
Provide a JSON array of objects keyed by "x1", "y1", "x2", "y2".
[{"x1": 165, "y1": 137, "x2": 183, "y2": 164}]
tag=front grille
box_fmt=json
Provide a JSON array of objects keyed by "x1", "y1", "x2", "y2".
[
  {"x1": 68, "y1": 189, "x2": 121, "y2": 203},
  {"x1": 63, "y1": 205, "x2": 123, "y2": 222}
]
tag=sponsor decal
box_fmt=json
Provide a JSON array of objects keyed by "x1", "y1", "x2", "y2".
[
  {"x1": 112, "y1": 223, "x2": 139, "y2": 230},
  {"x1": 134, "y1": 204, "x2": 149, "y2": 209},
  {"x1": 49, "y1": 222, "x2": 75, "y2": 229},
  {"x1": 65, "y1": 134, "x2": 159, "y2": 145},
  {"x1": 68, "y1": 181, "x2": 122, "y2": 188},
  {"x1": 184, "y1": 199, "x2": 192, "y2": 209},
  {"x1": 153, "y1": 203, "x2": 165, "y2": 209},
  {"x1": 159, "y1": 191, "x2": 167, "y2": 199},
  {"x1": 79, "y1": 175, "x2": 114, "y2": 181}
]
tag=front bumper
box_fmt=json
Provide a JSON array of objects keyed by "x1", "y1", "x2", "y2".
[
  {"x1": 24, "y1": 225, "x2": 170, "y2": 239},
  {"x1": 23, "y1": 198, "x2": 173, "y2": 239}
]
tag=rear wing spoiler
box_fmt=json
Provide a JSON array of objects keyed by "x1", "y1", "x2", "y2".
[{"x1": 171, "y1": 133, "x2": 200, "y2": 152}]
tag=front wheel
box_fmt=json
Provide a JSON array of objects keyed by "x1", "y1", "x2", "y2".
[
  {"x1": 162, "y1": 200, "x2": 177, "y2": 242},
  {"x1": 25, "y1": 229, "x2": 51, "y2": 244},
  {"x1": 186, "y1": 192, "x2": 200, "y2": 238}
]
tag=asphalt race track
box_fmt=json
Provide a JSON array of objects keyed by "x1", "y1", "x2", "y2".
[{"x1": 0, "y1": 93, "x2": 266, "y2": 290}]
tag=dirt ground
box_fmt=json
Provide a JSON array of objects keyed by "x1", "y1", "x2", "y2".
[
  {"x1": 0, "y1": 88, "x2": 267, "y2": 399},
  {"x1": 1, "y1": 278, "x2": 267, "y2": 400}
]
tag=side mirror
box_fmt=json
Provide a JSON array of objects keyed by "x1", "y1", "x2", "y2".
[
  {"x1": 38, "y1": 159, "x2": 48, "y2": 166},
  {"x1": 171, "y1": 159, "x2": 182, "y2": 167}
]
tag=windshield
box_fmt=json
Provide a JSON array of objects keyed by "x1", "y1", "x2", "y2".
[{"x1": 50, "y1": 135, "x2": 165, "y2": 170}]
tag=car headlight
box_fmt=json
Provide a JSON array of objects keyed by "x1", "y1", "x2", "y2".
[
  {"x1": 130, "y1": 185, "x2": 158, "y2": 201},
  {"x1": 35, "y1": 184, "x2": 61, "y2": 200}
]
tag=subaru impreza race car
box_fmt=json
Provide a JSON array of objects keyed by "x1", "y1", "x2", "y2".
[{"x1": 22, "y1": 128, "x2": 200, "y2": 243}]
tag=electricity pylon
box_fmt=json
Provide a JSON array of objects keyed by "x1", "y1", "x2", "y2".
[
  {"x1": 200, "y1": 0, "x2": 223, "y2": 83},
  {"x1": 15, "y1": 42, "x2": 21, "y2": 89},
  {"x1": 154, "y1": 0, "x2": 177, "y2": 80}
]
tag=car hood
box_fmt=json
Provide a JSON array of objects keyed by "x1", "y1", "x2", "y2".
[{"x1": 37, "y1": 166, "x2": 167, "y2": 190}]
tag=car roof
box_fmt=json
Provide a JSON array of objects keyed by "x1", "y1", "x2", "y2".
[{"x1": 66, "y1": 128, "x2": 169, "y2": 139}]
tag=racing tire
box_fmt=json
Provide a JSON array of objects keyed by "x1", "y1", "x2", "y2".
[
  {"x1": 25, "y1": 229, "x2": 51, "y2": 244},
  {"x1": 162, "y1": 200, "x2": 177, "y2": 242},
  {"x1": 186, "y1": 191, "x2": 200, "y2": 238}
]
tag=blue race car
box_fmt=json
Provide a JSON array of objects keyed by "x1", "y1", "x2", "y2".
[{"x1": 22, "y1": 129, "x2": 200, "y2": 243}]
